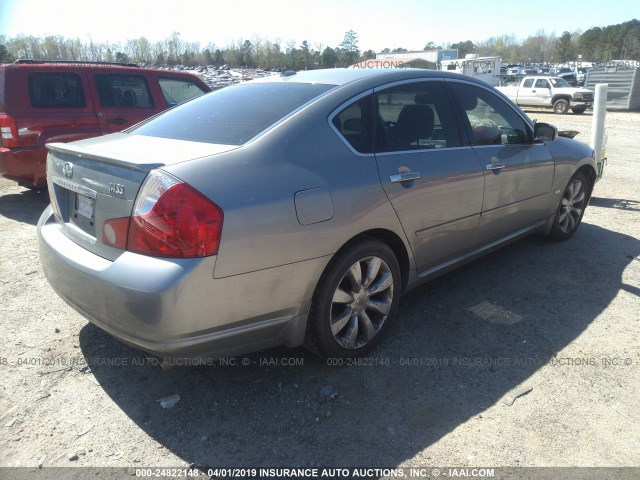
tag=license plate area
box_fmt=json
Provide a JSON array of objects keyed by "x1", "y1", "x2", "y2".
[
  {"x1": 51, "y1": 177, "x2": 97, "y2": 238},
  {"x1": 77, "y1": 194, "x2": 94, "y2": 219},
  {"x1": 68, "y1": 192, "x2": 96, "y2": 237}
]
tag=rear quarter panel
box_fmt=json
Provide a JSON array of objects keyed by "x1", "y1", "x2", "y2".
[{"x1": 165, "y1": 89, "x2": 413, "y2": 279}]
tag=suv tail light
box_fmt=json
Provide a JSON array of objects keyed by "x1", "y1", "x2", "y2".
[
  {"x1": 0, "y1": 114, "x2": 19, "y2": 148},
  {"x1": 103, "y1": 170, "x2": 223, "y2": 258}
]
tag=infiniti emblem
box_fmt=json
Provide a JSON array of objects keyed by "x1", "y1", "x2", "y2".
[{"x1": 62, "y1": 162, "x2": 73, "y2": 178}]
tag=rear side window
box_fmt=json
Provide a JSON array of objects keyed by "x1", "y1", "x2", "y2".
[
  {"x1": 132, "y1": 82, "x2": 334, "y2": 145},
  {"x1": 523, "y1": 79, "x2": 534, "y2": 88},
  {"x1": 158, "y1": 78, "x2": 207, "y2": 107},
  {"x1": 332, "y1": 97, "x2": 374, "y2": 153},
  {"x1": 375, "y1": 81, "x2": 460, "y2": 151},
  {"x1": 95, "y1": 74, "x2": 154, "y2": 108},
  {"x1": 28, "y1": 73, "x2": 86, "y2": 108}
]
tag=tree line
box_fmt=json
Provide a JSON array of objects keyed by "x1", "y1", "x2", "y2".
[
  {"x1": 1, "y1": 20, "x2": 638, "y2": 69},
  {"x1": 0, "y1": 30, "x2": 368, "y2": 69},
  {"x1": 449, "y1": 19, "x2": 640, "y2": 64}
]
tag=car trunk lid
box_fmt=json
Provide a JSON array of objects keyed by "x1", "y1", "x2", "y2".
[{"x1": 46, "y1": 133, "x2": 238, "y2": 260}]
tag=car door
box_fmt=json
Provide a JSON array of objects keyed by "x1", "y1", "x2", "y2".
[
  {"x1": 91, "y1": 71, "x2": 160, "y2": 133},
  {"x1": 370, "y1": 80, "x2": 484, "y2": 273},
  {"x1": 515, "y1": 78, "x2": 536, "y2": 106},
  {"x1": 20, "y1": 69, "x2": 101, "y2": 187},
  {"x1": 446, "y1": 81, "x2": 555, "y2": 246},
  {"x1": 532, "y1": 78, "x2": 552, "y2": 106}
]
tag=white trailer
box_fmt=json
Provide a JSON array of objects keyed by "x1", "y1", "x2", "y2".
[{"x1": 438, "y1": 54, "x2": 504, "y2": 86}]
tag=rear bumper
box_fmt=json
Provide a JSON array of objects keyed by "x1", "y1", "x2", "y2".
[
  {"x1": 38, "y1": 205, "x2": 327, "y2": 359},
  {"x1": 0, "y1": 146, "x2": 47, "y2": 188}
]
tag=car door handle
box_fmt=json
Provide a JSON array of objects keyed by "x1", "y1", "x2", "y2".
[
  {"x1": 532, "y1": 90, "x2": 537, "y2": 93},
  {"x1": 107, "y1": 118, "x2": 128, "y2": 125},
  {"x1": 486, "y1": 163, "x2": 506, "y2": 170},
  {"x1": 390, "y1": 172, "x2": 421, "y2": 183}
]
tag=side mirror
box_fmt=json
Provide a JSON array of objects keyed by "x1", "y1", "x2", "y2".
[{"x1": 534, "y1": 122, "x2": 558, "y2": 142}]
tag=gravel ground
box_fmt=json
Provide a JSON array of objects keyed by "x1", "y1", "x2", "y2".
[{"x1": 0, "y1": 109, "x2": 639, "y2": 476}]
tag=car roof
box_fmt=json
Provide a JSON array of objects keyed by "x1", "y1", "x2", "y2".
[
  {"x1": 0, "y1": 61, "x2": 202, "y2": 78},
  {"x1": 250, "y1": 67, "x2": 484, "y2": 87}
]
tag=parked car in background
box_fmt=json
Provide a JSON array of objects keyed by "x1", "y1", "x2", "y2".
[
  {"x1": 0, "y1": 60, "x2": 211, "y2": 189},
  {"x1": 38, "y1": 68, "x2": 600, "y2": 361},
  {"x1": 576, "y1": 67, "x2": 590, "y2": 85},
  {"x1": 497, "y1": 76, "x2": 593, "y2": 113}
]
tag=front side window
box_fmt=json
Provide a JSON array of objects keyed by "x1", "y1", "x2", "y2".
[
  {"x1": 95, "y1": 74, "x2": 154, "y2": 108},
  {"x1": 449, "y1": 83, "x2": 531, "y2": 146},
  {"x1": 28, "y1": 73, "x2": 86, "y2": 108},
  {"x1": 158, "y1": 78, "x2": 207, "y2": 107},
  {"x1": 375, "y1": 81, "x2": 460, "y2": 152},
  {"x1": 535, "y1": 79, "x2": 550, "y2": 89}
]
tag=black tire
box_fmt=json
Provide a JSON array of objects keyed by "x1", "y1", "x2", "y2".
[
  {"x1": 548, "y1": 170, "x2": 590, "y2": 241},
  {"x1": 305, "y1": 238, "x2": 401, "y2": 359},
  {"x1": 572, "y1": 107, "x2": 587, "y2": 114},
  {"x1": 553, "y1": 99, "x2": 569, "y2": 114}
]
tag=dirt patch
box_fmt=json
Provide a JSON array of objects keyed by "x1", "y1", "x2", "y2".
[{"x1": 1, "y1": 111, "x2": 639, "y2": 470}]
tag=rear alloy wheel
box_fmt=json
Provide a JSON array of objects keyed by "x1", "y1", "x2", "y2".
[
  {"x1": 553, "y1": 99, "x2": 569, "y2": 114},
  {"x1": 549, "y1": 171, "x2": 589, "y2": 241},
  {"x1": 306, "y1": 239, "x2": 401, "y2": 358}
]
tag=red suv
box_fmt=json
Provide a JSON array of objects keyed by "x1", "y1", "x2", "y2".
[{"x1": 0, "y1": 60, "x2": 211, "y2": 188}]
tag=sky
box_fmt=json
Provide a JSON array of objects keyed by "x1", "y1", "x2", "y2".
[{"x1": 0, "y1": 0, "x2": 638, "y2": 52}]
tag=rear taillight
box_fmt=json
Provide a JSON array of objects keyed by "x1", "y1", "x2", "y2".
[
  {"x1": 0, "y1": 114, "x2": 19, "y2": 148},
  {"x1": 103, "y1": 170, "x2": 223, "y2": 258}
]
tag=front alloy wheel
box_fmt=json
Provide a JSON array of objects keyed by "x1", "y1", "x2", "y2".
[
  {"x1": 306, "y1": 239, "x2": 401, "y2": 358},
  {"x1": 549, "y1": 171, "x2": 589, "y2": 241},
  {"x1": 558, "y1": 179, "x2": 586, "y2": 233}
]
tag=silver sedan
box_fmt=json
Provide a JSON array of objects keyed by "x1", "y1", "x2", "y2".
[{"x1": 38, "y1": 68, "x2": 600, "y2": 360}]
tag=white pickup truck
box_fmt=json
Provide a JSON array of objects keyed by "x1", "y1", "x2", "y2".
[{"x1": 496, "y1": 76, "x2": 594, "y2": 114}]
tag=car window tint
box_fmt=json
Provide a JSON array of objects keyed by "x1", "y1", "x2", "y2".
[
  {"x1": 375, "y1": 81, "x2": 460, "y2": 152},
  {"x1": 535, "y1": 79, "x2": 550, "y2": 88},
  {"x1": 95, "y1": 74, "x2": 154, "y2": 108},
  {"x1": 523, "y1": 78, "x2": 534, "y2": 88},
  {"x1": 450, "y1": 83, "x2": 531, "y2": 146},
  {"x1": 132, "y1": 82, "x2": 334, "y2": 145},
  {"x1": 158, "y1": 78, "x2": 207, "y2": 107},
  {"x1": 28, "y1": 73, "x2": 86, "y2": 108},
  {"x1": 332, "y1": 97, "x2": 374, "y2": 153}
]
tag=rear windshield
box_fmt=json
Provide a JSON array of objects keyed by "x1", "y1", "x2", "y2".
[{"x1": 131, "y1": 82, "x2": 334, "y2": 145}]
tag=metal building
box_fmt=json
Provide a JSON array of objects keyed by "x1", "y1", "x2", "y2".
[{"x1": 586, "y1": 63, "x2": 640, "y2": 111}]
